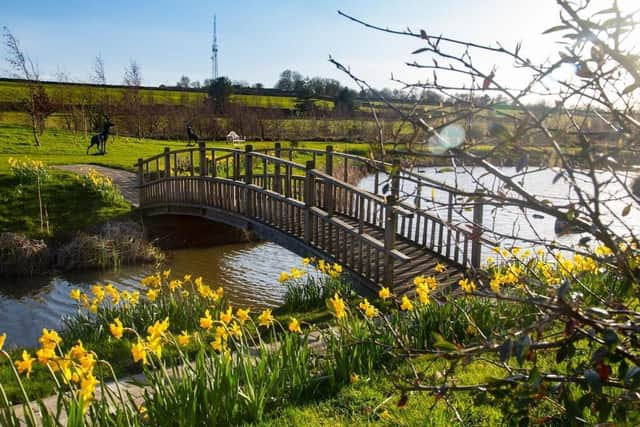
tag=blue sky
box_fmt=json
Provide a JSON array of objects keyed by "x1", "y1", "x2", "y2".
[{"x1": 1, "y1": 1, "x2": 633, "y2": 90}]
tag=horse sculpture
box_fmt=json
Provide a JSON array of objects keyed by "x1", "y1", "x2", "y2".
[
  {"x1": 86, "y1": 117, "x2": 114, "y2": 155},
  {"x1": 186, "y1": 122, "x2": 199, "y2": 146}
]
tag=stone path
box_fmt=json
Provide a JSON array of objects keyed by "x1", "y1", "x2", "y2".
[{"x1": 54, "y1": 164, "x2": 139, "y2": 207}]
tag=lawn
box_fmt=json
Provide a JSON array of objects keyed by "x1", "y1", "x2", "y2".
[{"x1": 0, "y1": 124, "x2": 371, "y2": 175}]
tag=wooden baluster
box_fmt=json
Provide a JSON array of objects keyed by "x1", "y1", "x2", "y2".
[
  {"x1": 274, "y1": 142, "x2": 282, "y2": 194},
  {"x1": 211, "y1": 149, "x2": 216, "y2": 177},
  {"x1": 244, "y1": 145, "x2": 253, "y2": 217},
  {"x1": 343, "y1": 157, "x2": 348, "y2": 183},
  {"x1": 303, "y1": 160, "x2": 315, "y2": 244},
  {"x1": 137, "y1": 158, "x2": 143, "y2": 205},
  {"x1": 324, "y1": 145, "x2": 334, "y2": 212},
  {"x1": 233, "y1": 152, "x2": 240, "y2": 181},
  {"x1": 199, "y1": 143, "x2": 207, "y2": 176},
  {"x1": 446, "y1": 192, "x2": 454, "y2": 258},
  {"x1": 325, "y1": 145, "x2": 333, "y2": 176},
  {"x1": 285, "y1": 165, "x2": 292, "y2": 198},
  {"x1": 471, "y1": 198, "x2": 484, "y2": 268},
  {"x1": 383, "y1": 195, "x2": 397, "y2": 288},
  {"x1": 262, "y1": 157, "x2": 267, "y2": 188},
  {"x1": 164, "y1": 148, "x2": 171, "y2": 178},
  {"x1": 374, "y1": 169, "x2": 379, "y2": 194}
]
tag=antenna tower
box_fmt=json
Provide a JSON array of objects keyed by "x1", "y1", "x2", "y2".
[{"x1": 211, "y1": 15, "x2": 219, "y2": 80}]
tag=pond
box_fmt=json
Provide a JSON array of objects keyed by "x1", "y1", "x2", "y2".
[{"x1": 0, "y1": 242, "x2": 302, "y2": 348}]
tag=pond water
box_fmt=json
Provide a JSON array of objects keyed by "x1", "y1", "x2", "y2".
[
  {"x1": 2, "y1": 166, "x2": 638, "y2": 348},
  {"x1": 0, "y1": 242, "x2": 301, "y2": 348},
  {"x1": 360, "y1": 166, "x2": 640, "y2": 251}
]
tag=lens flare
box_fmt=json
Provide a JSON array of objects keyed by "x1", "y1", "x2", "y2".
[{"x1": 427, "y1": 124, "x2": 465, "y2": 154}]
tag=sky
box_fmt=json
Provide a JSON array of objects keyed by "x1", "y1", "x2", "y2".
[{"x1": 1, "y1": 1, "x2": 637, "y2": 90}]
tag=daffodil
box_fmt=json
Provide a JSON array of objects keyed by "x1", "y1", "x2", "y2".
[
  {"x1": 147, "y1": 317, "x2": 170, "y2": 341},
  {"x1": 236, "y1": 308, "x2": 250, "y2": 325},
  {"x1": 200, "y1": 309, "x2": 214, "y2": 330},
  {"x1": 378, "y1": 287, "x2": 391, "y2": 300},
  {"x1": 434, "y1": 263, "x2": 446, "y2": 273},
  {"x1": 178, "y1": 331, "x2": 190, "y2": 347},
  {"x1": 36, "y1": 346, "x2": 56, "y2": 365},
  {"x1": 0, "y1": 333, "x2": 5, "y2": 352},
  {"x1": 358, "y1": 299, "x2": 377, "y2": 318},
  {"x1": 220, "y1": 306, "x2": 233, "y2": 325},
  {"x1": 278, "y1": 271, "x2": 291, "y2": 283},
  {"x1": 79, "y1": 372, "x2": 98, "y2": 402},
  {"x1": 400, "y1": 295, "x2": 414, "y2": 311},
  {"x1": 70, "y1": 289, "x2": 82, "y2": 301},
  {"x1": 15, "y1": 350, "x2": 35, "y2": 377},
  {"x1": 146, "y1": 288, "x2": 159, "y2": 301},
  {"x1": 329, "y1": 293, "x2": 346, "y2": 319},
  {"x1": 39, "y1": 328, "x2": 62, "y2": 349},
  {"x1": 258, "y1": 309, "x2": 274, "y2": 327},
  {"x1": 459, "y1": 278, "x2": 476, "y2": 293},
  {"x1": 131, "y1": 340, "x2": 147, "y2": 365},
  {"x1": 109, "y1": 318, "x2": 124, "y2": 339},
  {"x1": 288, "y1": 317, "x2": 302, "y2": 333}
]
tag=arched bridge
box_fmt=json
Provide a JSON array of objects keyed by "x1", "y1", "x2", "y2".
[{"x1": 136, "y1": 143, "x2": 489, "y2": 295}]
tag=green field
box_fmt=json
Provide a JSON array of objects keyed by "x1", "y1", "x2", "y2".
[
  {"x1": 0, "y1": 80, "x2": 330, "y2": 110},
  {"x1": 0, "y1": 124, "x2": 371, "y2": 175}
]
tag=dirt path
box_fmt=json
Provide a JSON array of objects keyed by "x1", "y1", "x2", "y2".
[{"x1": 54, "y1": 164, "x2": 139, "y2": 207}]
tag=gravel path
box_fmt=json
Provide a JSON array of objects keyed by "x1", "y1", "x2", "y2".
[{"x1": 54, "y1": 164, "x2": 139, "y2": 207}]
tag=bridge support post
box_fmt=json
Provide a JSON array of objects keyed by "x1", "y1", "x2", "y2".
[
  {"x1": 471, "y1": 198, "x2": 484, "y2": 269},
  {"x1": 244, "y1": 145, "x2": 253, "y2": 217},
  {"x1": 391, "y1": 159, "x2": 400, "y2": 199},
  {"x1": 164, "y1": 147, "x2": 171, "y2": 178},
  {"x1": 274, "y1": 142, "x2": 282, "y2": 193},
  {"x1": 137, "y1": 158, "x2": 143, "y2": 204},
  {"x1": 324, "y1": 146, "x2": 334, "y2": 214},
  {"x1": 383, "y1": 195, "x2": 398, "y2": 288},
  {"x1": 199, "y1": 142, "x2": 207, "y2": 177},
  {"x1": 303, "y1": 160, "x2": 315, "y2": 244}
]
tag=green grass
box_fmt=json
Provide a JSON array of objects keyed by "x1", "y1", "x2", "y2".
[
  {"x1": 0, "y1": 124, "x2": 370, "y2": 174},
  {"x1": 256, "y1": 357, "x2": 504, "y2": 426},
  {"x1": 0, "y1": 80, "x2": 332, "y2": 111},
  {"x1": 0, "y1": 171, "x2": 131, "y2": 238}
]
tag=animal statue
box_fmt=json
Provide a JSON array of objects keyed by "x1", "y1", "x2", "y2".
[
  {"x1": 86, "y1": 117, "x2": 114, "y2": 154},
  {"x1": 186, "y1": 122, "x2": 199, "y2": 146}
]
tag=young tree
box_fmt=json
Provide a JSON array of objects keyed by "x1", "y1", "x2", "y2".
[
  {"x1": 207, "y1": 77, "x2": 233, "y2": 115},
  {"x1": 122, "y1": 59, "x2": 143, "y2": 139},
  {"x1": 177, "y1": 75, "x2": 191, "y2": 88},
  {"x1": 333, "y1": 87, "x2": 356, "y2": 117},
  {"x1": 3, "y1": 27, "x2": 53, "y2": 146}
]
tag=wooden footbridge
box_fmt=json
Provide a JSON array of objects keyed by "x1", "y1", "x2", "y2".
[{"x1": 136, "y1": 143, "x2": 489, "y2": 295}]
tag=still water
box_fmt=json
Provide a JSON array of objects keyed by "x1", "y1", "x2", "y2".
[
  {"x1": 360, "y1": 166, "x2": 639, "y2": 248},
  {"x1": 0, "y1": 242, "x2": 302, "y2": 348},
  {"x1": 2, "y1": 167, "x2": 638, "y2": 347}
]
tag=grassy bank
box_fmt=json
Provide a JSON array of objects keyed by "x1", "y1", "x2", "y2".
[{"x1": 1, "y1": 250, "x2": 635, "y2": 425}]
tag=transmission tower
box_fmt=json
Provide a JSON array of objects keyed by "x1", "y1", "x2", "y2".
[{"x1": 211, "y1": 15, "x2": 219, "y2": 80}]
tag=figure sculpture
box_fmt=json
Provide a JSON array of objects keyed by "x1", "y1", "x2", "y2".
[
  {"x1": 186, "y1": 122, "x2": 199, "y2": 146},
  {"x1": 86, "y1": 116, "x2": 114, "y2": 154}
]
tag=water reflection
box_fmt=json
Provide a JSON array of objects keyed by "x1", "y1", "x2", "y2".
[{"x1": 0, "y1": 242, "x2": 300, "y2": 348}]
